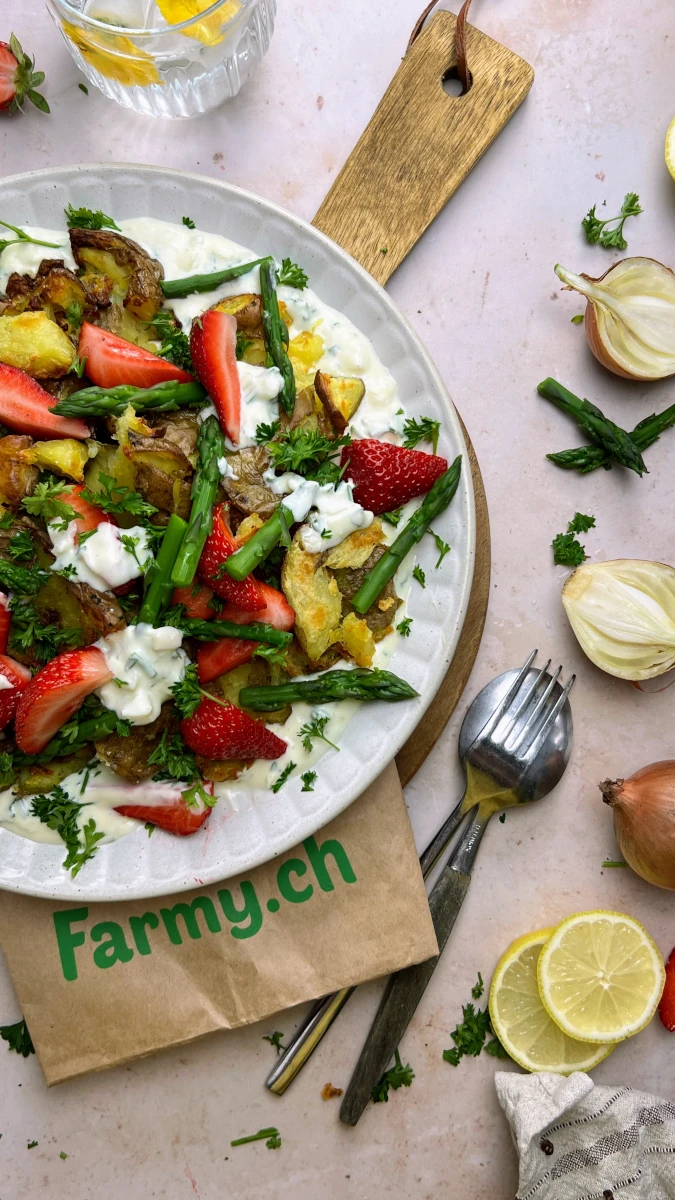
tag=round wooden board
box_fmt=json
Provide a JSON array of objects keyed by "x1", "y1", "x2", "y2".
[{"x1": 395, "y1": 416, "x2": 490, "y2": 786}]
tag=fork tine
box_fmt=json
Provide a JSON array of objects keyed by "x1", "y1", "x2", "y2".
[
  {"x1": 472, "y1": 649, "x2": 538, "y2": 746},
  {"x1": 508, "y1": 664, "x2": 562, "y2": 752},
  {"x1": 500, "y1": 659, "x2": 551, "y2": 742},
  {"x1": 520, "y1": 673, "x2": 575, "y2": 760}
]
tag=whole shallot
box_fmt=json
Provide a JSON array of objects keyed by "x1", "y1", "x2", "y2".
[{"x1": 600, "y1": 761, "x2": 675, "y2": 890}]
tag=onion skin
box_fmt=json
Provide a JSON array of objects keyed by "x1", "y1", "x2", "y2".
[{"x1": 601, "y1": 760, "x2": 675, "y2": 890}]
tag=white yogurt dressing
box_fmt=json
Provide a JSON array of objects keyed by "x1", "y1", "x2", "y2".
[
  {"x1": 95, "y1": 624, "x2": 188, "y2": 725},
  {"x1": 0, "y1": 216, "x2": 423, "y2": 856},
  {"x1": 48, "y1": 520, "x2": 152, "y2": 593},
  {"x1": 0, "y1": 227, "x2": 76, "y2": 292}
]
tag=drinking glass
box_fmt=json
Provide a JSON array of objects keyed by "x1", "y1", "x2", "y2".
[{"x1": 46, "y1": 0, "x2": 276, "y2": 119}]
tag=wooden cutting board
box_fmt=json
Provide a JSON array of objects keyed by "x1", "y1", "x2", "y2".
[{"x1": 313, "y1": 9, "x2": 533, "y2": 783}]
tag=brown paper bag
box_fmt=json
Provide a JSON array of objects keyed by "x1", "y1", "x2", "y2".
[{"x1": 0, "y1": 762, "x2": 437, "y2": 1085}]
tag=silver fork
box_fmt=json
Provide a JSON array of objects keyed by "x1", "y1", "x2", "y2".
[
  {"x1": 266, "y1": 652, "x2": 573, "y2": 1097},
  {"x1": 337, "y1": 653, "x2": 575, "y2": 1125}
]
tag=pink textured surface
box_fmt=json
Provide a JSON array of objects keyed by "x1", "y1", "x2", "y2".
[{"x1": 1, "y1": 0, "x2": 674, "y2": 1195}]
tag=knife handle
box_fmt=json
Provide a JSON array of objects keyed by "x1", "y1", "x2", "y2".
[{"x1": 339, "y1": 809, "x2": 490, "y2": 1126}]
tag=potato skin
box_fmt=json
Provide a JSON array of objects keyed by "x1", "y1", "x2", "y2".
[
  {"x1": 0, "y1": 436, "x2": 39, "y2": 508},
  {"x1": 0, "y1": 311, "x2": 76, "y2": 378},
  {"x1": 70, "y1": 228, "x2": 164, "y2": 323},
  {"x1": 314, "y1": 371, "x2": 365, "y2": 435},
  {"x1": 282, "y1": 533, "x2": 343, "y2": 662},
  {"x1": 220, "y1": 446, "x2": 278, "y2": 519},
  {"x1": 95, "y1": 705, "x2": 178, "y2": 784},
  {"x1": 3, "y1": 260, "x2": 103, "y2": 337},
  {"x1": 124, "y1": 436, "x2": 194, "y2": 518}
]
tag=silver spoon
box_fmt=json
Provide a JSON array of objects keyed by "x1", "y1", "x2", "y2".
[
  {"x1": 266, "y1": 651, "x2": 573, "y2": 1097},
  {"x1": 338, "y1": 652, "x2": 574, "y2": 1124}
]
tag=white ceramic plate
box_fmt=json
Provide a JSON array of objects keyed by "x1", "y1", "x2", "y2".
[{"x1": 0, "y1": 163, "x2": 475, "y2": 900}]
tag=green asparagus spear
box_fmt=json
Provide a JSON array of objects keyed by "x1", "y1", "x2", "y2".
[
  {"x1": 51, "y1": 380, "x2": 207, "y2": 418},
  {"x1": 0, "y1": 561, "x2": 48, "y2": 596},
  {"x1": 547, "y1": 401, "x2": 675, "y2": 473},
  {"x1": 350, "y1": 457, "x2": 462, "y2": 615},
  {"x1": 167, "y1": 613, "x2": 293, "y2": 646},
  {"x1": 161, "y1": 259, "x2": 265, "y2": 300},
  {"x1": 138, "y1": 513, "x2": 188, "y2": 626},
  {"x1": 239, "y1": 668, "x2": 418, "y2": 711},
  {"x1": 171, "y1": 416, "x2": 226, "y2": 588},
  {"x1": 222, "y1": 504, "x2": 294, "y2": 581},
  {"x1": 537, "y1": 378, "x2": 647, "y2": 475},
  {"x1": 260, "y1": 256, "x2": 295, "y2": 416}
]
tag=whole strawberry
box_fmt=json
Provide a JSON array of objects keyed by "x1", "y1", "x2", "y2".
[{"x1": 0, "y1": 34, "x2": 49, "y2": 115}]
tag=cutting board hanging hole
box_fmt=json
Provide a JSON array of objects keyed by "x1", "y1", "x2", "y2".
[{"x1": 442, "y1": 67, "x2": 471, "y2": 98}]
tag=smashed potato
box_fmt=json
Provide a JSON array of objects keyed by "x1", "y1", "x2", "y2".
[
  {"x1": 25, "y1": 438, "x2": 89, "y2": 483},
  {"x1": 70, "y1": 227, "x2": 163, "y2": 323},
  {"x1": 0, "y1": 436, "x2": 39, "y2": 507},
  {"x1": 214, "y1": 293, "x2": 263, "y2": 336},
  {"x1": 0, "y1": 311, "x2": 76, "y2": 378},
  {"x1": 323, "y1": 520, "x2": 385, "y2": 570},
  {"x1": 314, "y1": 371, "x2": 365, "y2": 435},
  {"x1": 282, "y1": 534, "x2": 342, "y2": 662},
  {"x1": 331, "y1": 612, "x2": 375, "y2": 667}
]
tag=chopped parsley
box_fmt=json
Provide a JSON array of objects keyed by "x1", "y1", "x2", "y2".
[
  {"x1": 8, "y1": 602, "x2": 81, "y2": 663},
  {"x1": 265, "y1": 427, "x2": 351, "y2": 483},
  {"x1": 602, "y1": 859, "x2": 627, "y2": 868},
  {"x1": 231, "y1": 1127, "x2": 281, "y2": 1149},
  {"x1": 182, "y1": 215, "x2": 196, "y2": 229},
  {"x1": 571, "y1": 313, "x2": 584, "y2": 324},
  {"x1": 22, "y1": 477, "x2": 76, "y2": 528},
  {"x1": 60, "y1": 1151, "x2": 68, "y2": 1160},
  {"x1": 298, "y1": 713, "x2": 338, "y2": 754},
  {"x1": 235, "y1": 330, "x2": 254, "y2": 360},
  {"x1": 301, "y1": 770, "x2": 317, "y2": 792},
  {"x1": 0, "y1": 1018, "x2": 34, "y2": 1057},
  {"x1": 552, "y1": 532, "x2": 586, "y2": 567},
  {"x1": 254, "y1": 420, "x2": 280, "y2": 445},
  {"x1": 412, "y1": 564, "x2": 426, "y2": 588},
  {"x1": 78, "y1": 82, "x2": 88, "y2": 95},
  {"x1": 429, "y1": 529, "x2": 450, "y2": 567},
  {"x1": 7, "y1": 530, "x2": 35, "y2": 563},
  {"x1": 271, "y1": 762, "x2": 296, "y2": 793},
  {"x1": 68, "y1": 353, "x2": 88, "y2": 378},
  {"x1": 262, "y1": 1030, "x2": 285, "y2": 1054},
  {"x1": 81, "y1": 474, "x2": 158, "y2": 520},
  {"x1": 149, "y1": 310, "x2": 193, "y2": 372},
  {"x1": 182, "y1": 779, "x2": 216, "y2": 809},
  {"x1": 148, "y1": 729, "x2": 199, "y2": 783},
  {"x1": 65, "y1": 204, "x2": 120, "y2": 231},
  {"x1": 442, "y1": 981, "x2": 508, "y2": 1065},
  {"x1": 170, "y1": 664, "x2": 203, "y2": 719},
  {"x1": 402, "y1": 415, "x2": 441, "y2": 454},
  {"x1": 30, "y1": 786, "x2": 104, "y2": 878},
  {"x1": 396, "y1": 617, "x2": 412, "y2": 637},
  {"x1": 581, "y1": 192, "x2": 642, "y2": 250},
  {"x1": 27, "y1": 1141, "x2": 38, "y2": 1150},
  {"x1": 567, "y1": 511, "x2": 596, "y2": 534},
  {"x1": 371, "y1": 1048, "x2": 414, "y2": 1103},
  {"x1": 276, "y1": 258, "x2": 308, "y2": 289},
  {"x1": 120, "y1": 534, "x2": 150, "y2": 573},
  {"x1": 381, "y1": 508, "x2": 403, "y2": 527},
  {"x1": 252, "y1": 644, "x2": 288, "y2": 667}
]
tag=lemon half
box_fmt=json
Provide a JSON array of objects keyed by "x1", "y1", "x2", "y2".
[
  {"x1": 489, "y1": 928, "x2": 615, "y2": 1074},
  {"x1": 666, "y1": 116, "x2": 675, "y2": 182},
  {"x1": 537, "y1": 911, "x2": 665, "y2": 1044}
]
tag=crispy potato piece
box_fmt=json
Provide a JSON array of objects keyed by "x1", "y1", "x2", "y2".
[
  {"x1": 330, "y1": 544, "x2": 401, "y2": 640},
  {"x1": 197, "y1": 757, "x2": 249, "y2": 782},
  {"x1": 9, "y1": 570, "x2": 126, "y2": 669},
  {"x1": 281, "y1": 533, "x2": 343, "y2": 662},
  {"x1": 214, "y1": 293, "x2": 263, "y2": 336},
  {"x1": 221, "y1": 446, "x2": 278, "y2": 519},
  {"x1": 278, "y1": 383, "x2": 335, "y2": 440},
  {"x1": 98, "y1": 302, "x2": 163, "y2": 349},
  {"x1": 283, "y1": 639, "x2": 341, "y2": 677},
  {"x1": 289, "y1": 330, "x2": 325, "y2": 390},
  {"x1": 215, "y1": 660, "x2": 291, "y2": 726},
  {"x1": 239, "y1": 335, "x2": 267, "y2": 367},
  {"x1": 84, "y1": 442, "x2": 136, "y2": 496},
  {"x1": 0, "y1": 436, "x2": 39, "y2": 508},
  {"x1": 3, "y1": 260, "x2": 101, "y2": 338},
  {"x1": 25, "y1": 438, "x2": 89, "y2": 483},
  {"x1": 0, "y1": 311, "x2": 76, "y2": 378},
  {"x1": 331, "y1": 612, "x2": 375, "y2": 667},
  {"x1": 314, "y1": 371, "x2": 365, "y2": 435},
  {"x1": 236, "y1": 513, "x2": 265, "y2": 543},
  {"x1": 144, "y1": 410, "x2": 200, "y2": 463},
  {"x1": 124, "y1": 435, "x2": 193, "y2": 517},
  {"x1": 111, "y1": 404, "x2": 154, "y2": 447},
  {"x1": 95, "y1": 705, "x2": 178, "y2": 783},
  {"x1": 14, "y1": 749, "x2": 93, "y2": 797},
  {"x1": 323, "y1": 520, "x2": 385, "y2": 570},
  {"x1": 70, "y1": 228, "x2": 164, "y2": 323}
]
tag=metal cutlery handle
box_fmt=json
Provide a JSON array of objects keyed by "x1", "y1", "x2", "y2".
[
  {"x1": 339, "y1": 807, "x2": 490, "y2": 1126},
  {"x1": 265, "y1": 793, "x2": 472, "y2": 1095}
]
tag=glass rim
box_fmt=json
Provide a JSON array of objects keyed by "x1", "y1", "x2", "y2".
[{"x1": 49, "y1": 0, "x2": 250, "y2": 37}]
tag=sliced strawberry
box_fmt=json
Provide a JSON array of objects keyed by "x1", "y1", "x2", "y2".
[
  {"x1": 0, "y1": 593, "x2": 9, "y2": 655},
  {"x1": 190, "y1": 310, "x2": 241, "y2": 443},
  {"x1": 659, "y1": 946, "x2": 675, "y2": 1032},
  {"x1": 0, "y1": 36, "x2": 49, "y2": 115},
  {"x1": 198, "y1": 503, "x2": 264, "y2": 612},
  {"x1": 14, "y1": 647, "x2": 113, "y2": 754},
  {"x1": 79, "y1": 323, "x2": 194, "y2": 389},
  {"x1": 341, "y1": 439, "x2": 448, "y2": 514},
  {"x1": 115, "y1": 781, "x2": 214, "y2": 837},
  {"x1": 0, "y1": 364, "x2": 90, "y2": 440},
  {"x1": 172, "y1": 583, "x2": 217, "y2": 620},
  {"x1": 0, "y1": 653, "x2": 31, "y2": 731},
  {"x1": 181, "y1": 696, "x2": 287, "y2": 761},
  {"x1": 66, "y1": 485, "x2": 116, "y2": 539},
  {"x1": 197, "y1": 582, "x2": 296, "y2": 683}
]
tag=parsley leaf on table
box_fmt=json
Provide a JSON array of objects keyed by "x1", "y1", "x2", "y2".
[
  {"x1": 567, "y1": 511, "x2": 595, "y2": 534},
  {"x1": 402, "y1": 415, "x2": 441, "y2": 454},
  {"x1": 231, "y1": 1127, "x2": 282, "y2": 1149},
  {"x1": 552, "y1": 512, "x2": 595, "y2": 567},
  {"x1": 0, "y1": 1017, "x2": 34, "y2": 1057},
  {"x1": 65, "y1": 204, "x2": 120, "y2": 231},
  {"x1": 441, "y1": 982, "x2": 509, "y2": 1066},
  {"x1": 371, "y1": 1048, "x2": 415, "y2": 1103},
  {"x1": 262, "y1": 1030, "x2": 286, "y2": 1054},
  {"x1": 581, "y1": 192, "x2": 642, "y2": 250},
  {"x1": 471, "y1": 972, "x2": 484, "y2": 999}
]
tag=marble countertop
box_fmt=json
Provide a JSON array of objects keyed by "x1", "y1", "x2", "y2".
[{"x1": 1, "y1": 1, "x2": 674, "y2": 1196}]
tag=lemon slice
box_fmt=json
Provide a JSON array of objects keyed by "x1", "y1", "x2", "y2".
[
  {"x1": 489, "y1": 928, "x2": 615, "y2": 1074},
  {"x1": 155, "y1": 0, "x2": 241, "y2": 45},
  {"x1": 666, "y1": 116, "x2": 675, "y2": 182},
  {"x1": 537, "y1": 911, "x2": 665, "y2": 1044}
]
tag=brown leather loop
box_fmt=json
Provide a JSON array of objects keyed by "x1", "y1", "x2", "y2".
[{"x1": 407, "y1": 0, "x2": 475, "y2": 92}]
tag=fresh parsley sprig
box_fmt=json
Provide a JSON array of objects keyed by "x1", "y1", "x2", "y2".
[
  {"x1": 80, "y1": 474, "x2": 158, "y2": 520},
  {"x1": 581, "y1": 192, "x2": 642, "y2": 250},
  {"x1": 301, "y1": 770, "x2": 317, "y2": 792},
  {"x1": 402, "y1": 416, "x2": 441, "y2": 454},
  {"x1": 0, "y1": 1017, "x2": 34, "y2": 1057},
  {"x1": 148, "y1": 310, "x2": 193, "y2": 372},
  {"x1": 262, "y1": 1030, "x2": 285, "y2": 1054},
  {"x1": 396, "y1": 617, "x2": 412, "y2": 637},
  {"x1": 371, "y1": 1048, "x2": 414, "y2": 1103},
  {"x1": 22, "y1": 477, "x2": 77, "y2": 528},
  {"x1": 276, "y1": 258, "x2": 308, "y2": 289},
  {"x1": 182, "y1": 216, "x2": 196, "y2": 229},
  {"x1": 147, "y1": 729, "x2": 199, "y2": 783},
  {"x1": 254, "y1": 419, "x2": 280, "y2": 444},
  {"x1": 429, "y1": 529, "x2": 450, "y2": 567},
  {"x1": 442, "y1": 977, "x2": 508, "y2": 1065},
  {"x1": 30, "y1": 785, "x2": 104, "y2": 878},
  {"x1": 298, "y1": 713, "x2": 338, "y2": 754},
  {"x1": 65, "y1": 204, "x2": 120, "y2": 231},
  {"x1": 412, "y1": 564, "x2": 426, "y2": 588},
  {"x1": 552, "y1": 512, "x2": 595, "y2": 567},
  {"x1": 0, "y1": 218, "x2": 58, "y2": 252},
  {"x1": 264, "y1": 427, "x2": 351, "y2": 483},
  {"x1": 7, "y1": 529, "x2": 35, "y2": 563},
  {"x1": 8, "y1": 597, "x2": 80, "y2": 662}
]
